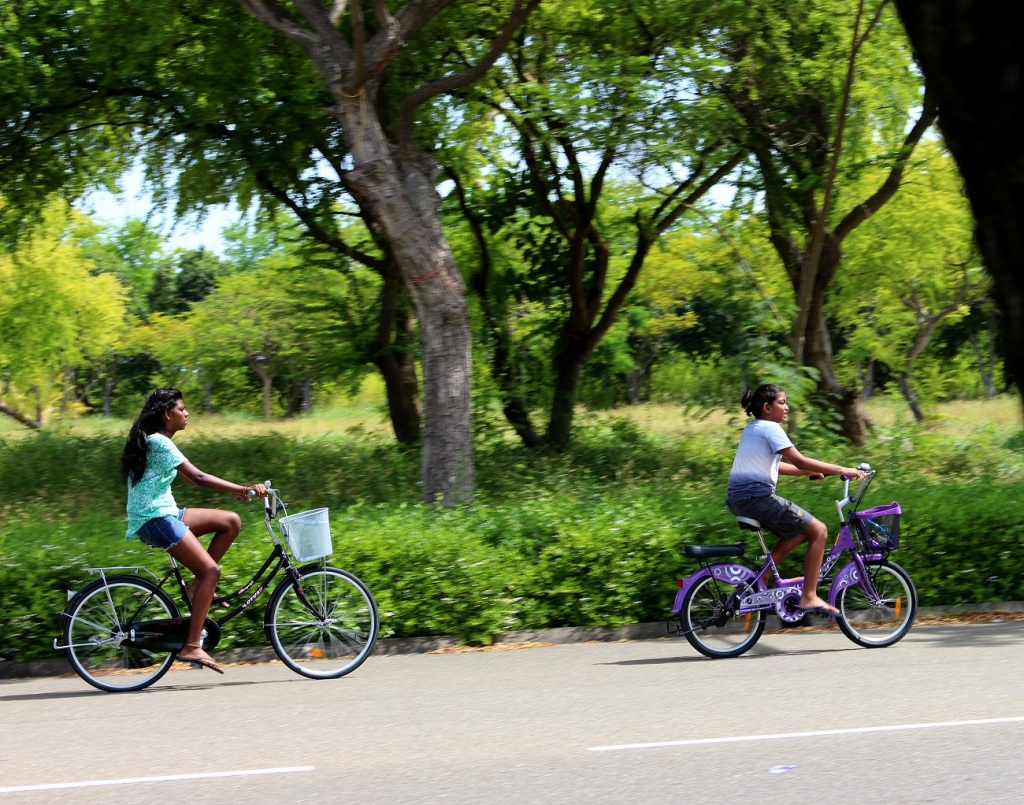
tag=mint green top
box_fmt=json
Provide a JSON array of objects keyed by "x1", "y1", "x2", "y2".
[{"x1": 125, "y1": 433, "x2": 187, "y2": 538}]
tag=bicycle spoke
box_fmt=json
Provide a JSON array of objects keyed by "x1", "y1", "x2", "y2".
[
  {"x1": 267, "y1": 567, "x2": 379, "y2": 678},
  {"x1": 837, "y1": 561, "x2": 917, "y2": 648},
  {"x1": 62, "y1": 576, "x2": 180, "y2": 692},
  {"x1": 681, "y1": 574, "x2": 765, "y2": 658}
]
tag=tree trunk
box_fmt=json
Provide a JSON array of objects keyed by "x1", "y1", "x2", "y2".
[
  {"x1": 369, "y1": 265, "x2": 421, "y2": 446},
  {"x1": 857, "y1": 360, "x2": 875, "y2": 400},
  {"x1": 898, "y1": 374, "x2": 925, "y2": 422},
  {"x1": 803, "y1": 304, "x2": 870, "y2": 445},
  {"x1": 103, "y1": 376, "x2": 113, "y2": 417},
  {"x1": 547, "y1": 334, "x2": 587, "y2": 450},
  {"x1": 894, "y1": 1, "x2": 1024, "y2": 414},
  {"x1": 783, "y1": 230, "x2": 869, "y2": 444},
  {"x1": 301, "y1": 378, "x2": 312, "y2": 413},
  {"x1": 621, "y1": 370, "x2": 644, "y2": 405},
  {"x1": 247, "y1": 356, "x2": 274, "y2": 418},
  {"x1": 969, "y1": 328, "x2": 996, "y2": 399},
  {"x1": 340, "y1": 111, "x2": 473, "y2": 504},
  {"x1": 494, "y1": 342, "x2": 542, "y2": 448}
]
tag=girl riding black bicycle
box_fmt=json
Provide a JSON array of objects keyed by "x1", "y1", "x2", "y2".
[{"x1": 120, "y1": 387, "x2": 267, "y2": 673}]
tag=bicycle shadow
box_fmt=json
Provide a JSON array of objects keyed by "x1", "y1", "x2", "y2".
[
  {"x1": 603, "y1": 644, "x2": 861, "y2": 666},
  {"x1": 0, "y1": 677, "x2": 287, "y2": 703},
  {"x1": 610, "y1": 621, "x2": 1024, "y2": 666}
]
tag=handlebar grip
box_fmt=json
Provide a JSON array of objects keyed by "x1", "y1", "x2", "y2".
[{"x1": 247, "y1": 488, "x2": 257, "y2": 499}]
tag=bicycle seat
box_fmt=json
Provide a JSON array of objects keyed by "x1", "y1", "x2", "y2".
[
  {"x1": 735, "y1": 516, "x2": 762, "y2": 532},
  {"x1": 683, "y1": 543, "x2": 745, "y2": 559}
]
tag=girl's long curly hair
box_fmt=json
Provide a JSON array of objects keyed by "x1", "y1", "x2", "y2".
[
  {"x1": 120, "y1": 388, "x2": 182, "y2": 487},
  {"x1": 740, "y1": 383, "x2": 784, "y2": 418}
]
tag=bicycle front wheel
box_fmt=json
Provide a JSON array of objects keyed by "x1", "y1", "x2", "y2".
[
  {"x1": 680, "y1": 574, "x2": 766, "y2": 659},
  {"x1": 836, "y1": 560, "x2": 917, "y2": 648},
  {"x1": 266, "y1": 566, "x2": 379, "y2": 679},
  {"x1": 62, "y1": 575, "x2": 180, "y2": 692}
]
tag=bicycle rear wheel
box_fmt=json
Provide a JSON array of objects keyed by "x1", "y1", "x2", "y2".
[
  {"x1": 265, "y1": 566, "x2": 379, "y2": 679},
  {"x1": 680, "y1": 574, "x2": 766, "y2": 658},
  {"x1": 62, "y1": 575, "x2": 179, "y2": 692},
  {"x1": 836, "y1": 560, "x2": 917, "y2": 648}
]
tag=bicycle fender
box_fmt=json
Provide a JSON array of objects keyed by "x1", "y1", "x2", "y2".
[
  {"x1": 672, "y1": 563, "x2": 758, "y2": 613},
  {"x1": 827, "y1": 560, "x2": 865, "y2": 606}
]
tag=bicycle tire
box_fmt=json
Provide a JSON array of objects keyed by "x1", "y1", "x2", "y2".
[
  {"x1": 61, "y1": 575, "x2": 180, "y2": 692},
  {"x1": 265, "y1": 565, "x2": 379, "y2": 679},
  {"x1": 836, "y1": 560, "x2": 917, "y2": 648},
  {"x1": 680, "y1": 573, "x2": 766, "y2": 659}
]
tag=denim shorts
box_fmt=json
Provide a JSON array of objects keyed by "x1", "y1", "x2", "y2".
[
  {"x1": 136, "y1": 509, "x2": 189, "y2": 550},
  {"x1": 726, "y1": 495, "x2": 814, "y2": 540}
]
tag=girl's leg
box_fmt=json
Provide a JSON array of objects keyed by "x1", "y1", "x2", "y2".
[
  {"x1": 182, "y1": 508, "x2": 242, "y2": 563},
  {"x1": 167, "y1": 530, "x2": 222, "y2": 668},
  {"x1": 793, "y1": 518, "x2": 833, "y2": 610},
  {"x1": 768, "y1": 533, "x2": 804, "y2": 575}
]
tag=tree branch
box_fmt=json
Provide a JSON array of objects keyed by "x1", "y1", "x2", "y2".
[
  {"x1": 253, "y1": 170, "x2": 386, "y2": 273},
  {"x1": 395, "y1": 0, "x2": 540, "y2": 152},
  {"x1": 834, "y1": 88, "x2": 938, "y2": 240},
  {"x1": 238, "y1": 0, "x2": 319, "y2": 48},
  {"x1": 0, "y1": 402, "x2": 42, "y2": 430},
  {"x1": 329, "y1": 0, "x2": 348, "y2": 26}
]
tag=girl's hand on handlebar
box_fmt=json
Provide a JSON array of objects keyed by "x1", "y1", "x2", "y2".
[
  {"x1": 235, "y1": 483, "x2": 268, "y2": 502},
  {"x1": 840, "y1": 467, "x2": 867, "y2": 480}
]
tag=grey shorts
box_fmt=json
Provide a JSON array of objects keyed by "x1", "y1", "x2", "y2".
[
  {"x1": 136, "y1": 509, "x2": 189, "y2": 550},
  {"x1": 726, "y1": 495, "x2": 814, "y2": 540}
]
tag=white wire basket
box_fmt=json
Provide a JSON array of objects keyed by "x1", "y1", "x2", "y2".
[{"x1": 279, "y1": 507, "x2": 333, "y2": 562}]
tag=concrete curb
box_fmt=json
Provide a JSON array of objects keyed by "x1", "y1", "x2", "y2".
[{"x1": 5, "y1": 602, "x2": 1023, "y2": 681}]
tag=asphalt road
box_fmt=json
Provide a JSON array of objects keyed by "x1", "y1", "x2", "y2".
[{"x1": 2, "y1": 620, "x2": 1023, "y2": 804}]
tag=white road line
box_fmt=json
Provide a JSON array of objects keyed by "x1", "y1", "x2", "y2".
[
  {"x1": 588, "y1": 716, "x2": 1024, "y2": 752},
  {"x1": 0, "y1": 766, "x2": 314, "y2": 794}
]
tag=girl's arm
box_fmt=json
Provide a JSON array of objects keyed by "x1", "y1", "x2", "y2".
[
  {"x1": 779, "y1": 447, "x2": 865, "y2": 479},
  {"x1": 778, "y1": 461, "x2": 824, "y2": 479},
  {"x1": 176, "y1": 461, "x2": 266, "y2": 500}
]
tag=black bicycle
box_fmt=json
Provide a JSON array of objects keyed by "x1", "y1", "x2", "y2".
[{"x1": 55, "y1": 481, "x2": 379, "y2": 692}]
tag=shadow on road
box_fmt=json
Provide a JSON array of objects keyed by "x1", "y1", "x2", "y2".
[
  {"x1": 604, "y1": 644, "x2": 861, "y2": 666},
  {"x1": 909, "y1": 621, "x2": 1024, "y2": 649},
  {"x1": 0, "y1": 677, "x2": 282, "y2": 702}
]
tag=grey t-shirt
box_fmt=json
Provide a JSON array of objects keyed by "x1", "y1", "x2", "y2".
[{"x1": 726, "y1": 419, "x2": 793, "y2": 500}]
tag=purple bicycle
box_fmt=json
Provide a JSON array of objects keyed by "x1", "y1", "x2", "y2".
[{"x1": 670, "y1": 465, "x2": 917, "y2": 658}]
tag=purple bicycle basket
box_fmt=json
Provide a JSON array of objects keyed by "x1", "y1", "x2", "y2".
[{"x1": 850, "y1": 501, "x2": 902, "y2": 551}]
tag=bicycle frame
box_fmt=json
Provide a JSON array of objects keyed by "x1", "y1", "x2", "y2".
[{"x1": 672, "y1": 469, "x2": 890, "y2": 625}]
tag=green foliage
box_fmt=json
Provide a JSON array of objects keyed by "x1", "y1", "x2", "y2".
[{"x1": 0, "y1": 203, "x2": 129, "y2": 424}]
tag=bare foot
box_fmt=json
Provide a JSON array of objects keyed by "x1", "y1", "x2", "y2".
[
  {"x1": 177, "y1": 646, "x2": 224, "y2": 674},
  {"x1": 798, "y1": 595, "x2": 839, "y2": 614}
]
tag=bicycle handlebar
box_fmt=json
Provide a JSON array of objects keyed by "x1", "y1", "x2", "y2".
[
  {"x1": 262, "y1": 479, "x2": 281, "y2": 519},
  {"x1": 834, "y1": 463, "x2": 875, "y2": 522}
]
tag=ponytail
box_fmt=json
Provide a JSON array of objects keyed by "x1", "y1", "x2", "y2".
[{"x1": 120, "y1": 388, "x2": 182, "y2": 486}]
